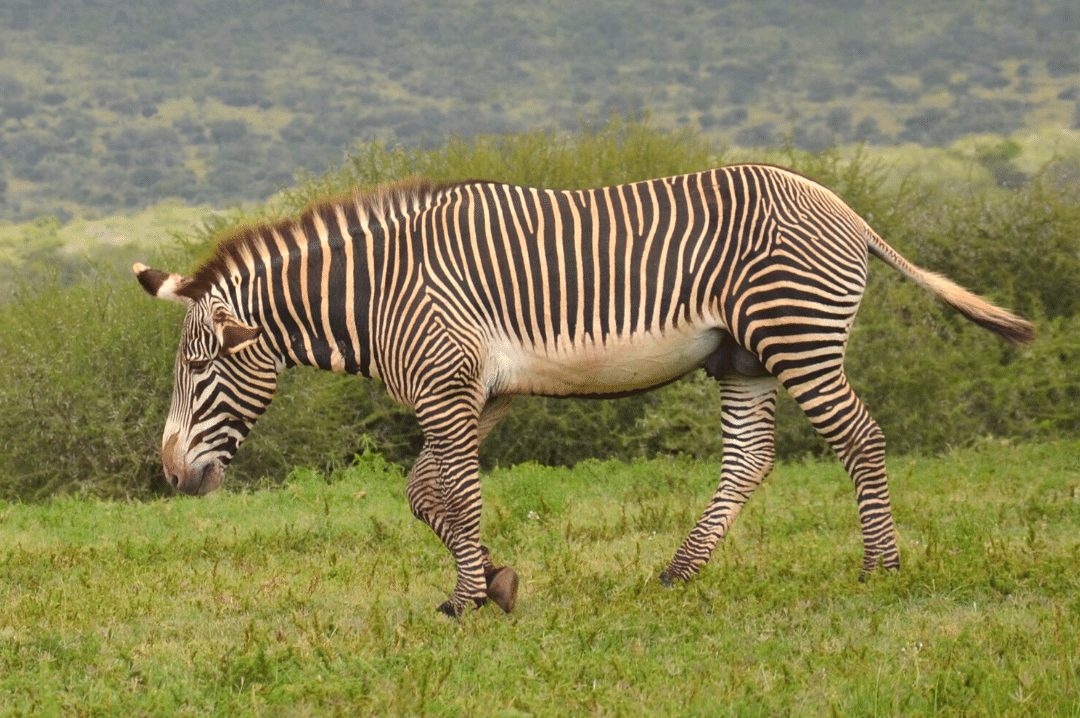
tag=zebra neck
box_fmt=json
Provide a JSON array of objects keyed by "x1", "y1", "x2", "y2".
[{"x1": 245, "y1": 212, "x2": 384, "y2": 379}]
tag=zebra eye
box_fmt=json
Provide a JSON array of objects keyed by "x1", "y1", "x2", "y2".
[{"x1": 186, "y1": 358, "x2": 212, "y2": 372}]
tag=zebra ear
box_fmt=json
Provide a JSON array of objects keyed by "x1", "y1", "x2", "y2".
[
  {"x1": 132, "y1": 263, "x2": 194, "y2": 304},
  {"x1": 213, "y1": 309, "x2": 263, "y2": 356}
]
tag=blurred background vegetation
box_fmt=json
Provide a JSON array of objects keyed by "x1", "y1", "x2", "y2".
[
  {"x1": 1, "y1": 1, "x2": 1079, "y2": 222},
  {"x1": 0, "y1": 2, "x2": 1078, "y2": 499}
]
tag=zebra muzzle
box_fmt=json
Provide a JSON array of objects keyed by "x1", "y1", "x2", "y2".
[{"x1": 169, "y1": 459, "x2": 225, "y2": 496}]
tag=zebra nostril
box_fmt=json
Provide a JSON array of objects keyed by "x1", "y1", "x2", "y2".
[{"x1": 168, "y1": 473, "x2": 181, "y2": 490}]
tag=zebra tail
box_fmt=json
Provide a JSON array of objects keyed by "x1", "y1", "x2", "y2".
[{"x1": 865, "y1": 228, "x2": 1035, "y2": 346}]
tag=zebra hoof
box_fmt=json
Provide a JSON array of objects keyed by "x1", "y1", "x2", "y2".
[
  {"x1": 436, "y1": 596, "x2": 487, "y2": 619},
  {"x1": 858, "y1": 566, "x2": 898, "y2": 583},
  {"x1": 486, "y1": 566, "x2": 520, "y2": 613},
  {"x1": 859, "y1": 558, "x2": 900, "y2": 582}
]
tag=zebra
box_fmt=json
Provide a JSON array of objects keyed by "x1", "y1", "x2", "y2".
[{"x1": 133, "y1": 164, "x2": 1033, "y2": 617}]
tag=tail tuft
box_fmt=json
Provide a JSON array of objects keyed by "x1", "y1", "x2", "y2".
[
  {"x1": 866, "y1": 230, "x2": 1034, "y2": 346},
  {"x1": 932, "y1": 276, "x2": 1035, "y2": 345}
]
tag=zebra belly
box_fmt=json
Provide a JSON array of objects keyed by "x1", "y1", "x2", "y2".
[{"x1": 485, "y1": 326, "x2": 726, "y2": 397}]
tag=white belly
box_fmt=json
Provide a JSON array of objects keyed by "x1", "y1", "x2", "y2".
[{"x1": 485, "y1": 326, "x2": 724, "y2": 396}]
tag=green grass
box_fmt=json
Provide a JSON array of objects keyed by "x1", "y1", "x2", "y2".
[{"x1": 1, "y1": 442, "x2": 1078, "y2": 716}]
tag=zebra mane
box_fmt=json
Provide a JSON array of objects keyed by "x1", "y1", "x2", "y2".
[{"x1": 183, "y1": 177, "x2": 460, "y2": 299}]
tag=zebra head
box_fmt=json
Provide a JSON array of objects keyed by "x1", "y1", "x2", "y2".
[{"x1": 133, "y1": 263, "x2": 280, "y2": 495}]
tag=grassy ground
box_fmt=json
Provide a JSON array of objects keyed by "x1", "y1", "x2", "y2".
[{"x1": 1, "y1": 442, "x2": 1077, "y2": 716}]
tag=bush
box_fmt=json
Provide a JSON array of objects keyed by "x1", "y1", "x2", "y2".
[
  {"x1": 2, "y1": 120, "x2": 1079, "y2": 500},
  {"x1": 0, "y1": 267, "x2": 426, "y2": 499},
  {"x1": 0, "y1": 276, "x2": 178, "y2": 499}
]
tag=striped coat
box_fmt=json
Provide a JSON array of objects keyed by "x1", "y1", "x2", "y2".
[{"x1": 135, "y1": 164, "x2": 1033, "y2": 616}]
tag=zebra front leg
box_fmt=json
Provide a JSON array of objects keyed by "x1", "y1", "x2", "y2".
[
  {"x1": 415, "y1": 389, "x2": 491, "y2": 617},
  {"x1": 406, "y1": 407, "x2": 519, "y2": 612},
  {"x1": 473, "y1": 396, "x2": 520, "y2": 612},
  {"x1": 407, "y1": 444, "x2": 497, "y2": 570},
  {"x1": 661, "y1": 375, "x2": 778, "y2": 585}
]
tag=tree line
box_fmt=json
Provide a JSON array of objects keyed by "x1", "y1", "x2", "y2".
[
  {"x1": 1, "y1": 0, "x2": 1078, "y2": 222},
  {"x1": 1, "y1": 121, "x2": 1077, "y2": 500}
]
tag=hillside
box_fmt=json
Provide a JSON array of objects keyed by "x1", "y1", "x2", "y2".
[{"x1": 1, "y1": 0, "x2": 1078, "y2": 222}]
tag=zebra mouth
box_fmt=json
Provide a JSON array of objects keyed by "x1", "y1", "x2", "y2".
[
  {"x1": 176, "y1": 459, "x2": 226, "y2": 496},
  {"x1": 196, "y1": 459, "x2": 226, "y2": 495}
]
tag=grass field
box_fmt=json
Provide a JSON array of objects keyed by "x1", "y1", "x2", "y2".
[{"x1": 1, "y1": 442, "x2": 1078, "y2": 716}]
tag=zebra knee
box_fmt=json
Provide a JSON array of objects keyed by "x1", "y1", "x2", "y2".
[
  {"x1": 736, "y1": 443, "x2": 775, "y2": 482},
  {"x1": 841, "y1": 419, "x2": 886, "y2": 472},
  {"x1": 755, "y1": 446, "x2": 776, "y2": 477},
  {"x1": 405, "y1": 484, "x2": 428, "y2": 522},
  {"x1": 860, "y1": 420, "x2": 886, "y2": 453},
  {"x1": 405, "y1": 475, "x2": 440, "y2": 523}
]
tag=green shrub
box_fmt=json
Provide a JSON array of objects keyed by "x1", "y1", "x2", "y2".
[
  {"x1": 0, "y1": 273, "x2": 425, "y2": 499},
  {"x1": 0, "y1": 278, "x2": 177, "y2": 499},
  {"x1": 2, "y1": 119, "x2": 1079, "y2": 500},
  {"x1": 281, "y1": 116, "x2": 719, "y2": 211}
]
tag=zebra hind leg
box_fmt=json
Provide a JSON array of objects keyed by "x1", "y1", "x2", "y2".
[
  {"x1": 661, "y1": 374, "x2": 778, "y2": 585},
  {"x1": 782, "y1": 369, "x2": 900, "y2": 579}
]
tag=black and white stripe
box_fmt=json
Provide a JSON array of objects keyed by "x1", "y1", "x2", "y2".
[{"x1": 136, "y1": 164, "x2": 1033, "y2": 615}]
